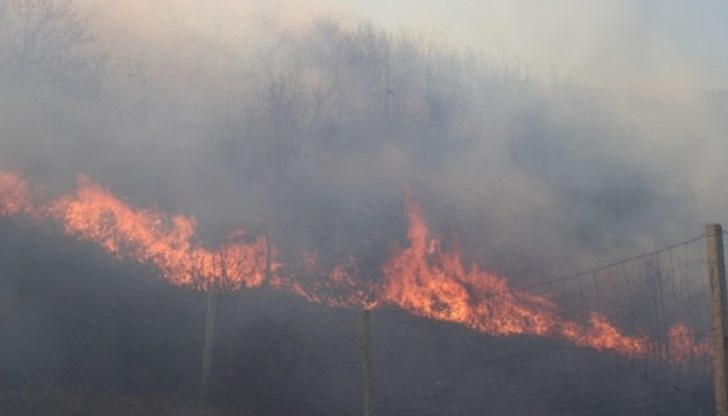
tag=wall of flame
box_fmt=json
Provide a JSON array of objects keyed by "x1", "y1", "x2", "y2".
[{"x1": 0, "y1": 167, "x2": 711, "y2": 363}]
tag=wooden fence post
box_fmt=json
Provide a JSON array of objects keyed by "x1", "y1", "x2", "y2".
[
  {"x1": 360, "y1": 309, "x2": 374, "y2": 416},
  {"x1": 707, "y1": 224, "x2": 728, "y2": 416},
  {"x1": 200, "y1": 288, "x2": 218, "y2": 407}
]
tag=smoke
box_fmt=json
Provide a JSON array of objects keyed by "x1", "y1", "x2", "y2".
[
  {"x1": 0, "y1": 0, "x2": 725, "y2": 414},
  {"x1": 8, "y1": 0, "x2": 717, "y2": 270}
]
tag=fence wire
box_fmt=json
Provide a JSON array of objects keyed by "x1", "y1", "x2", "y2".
[
  {"x1": 358, "y1": 233, "x2": 714, "y2": 416},
  {"x1": 186, "y1": 232, "x2": 716, "y2": 415}
]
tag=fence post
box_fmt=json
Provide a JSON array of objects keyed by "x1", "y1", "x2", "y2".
[
  {"x1": 360, "y1": 309, "x2": 374, "y2": 416},
  {"x1": 200, "y1": 288, "x2": 218, "y2": 406},
  {"x1": 707, "y1": 224, "x2": 728, "y2": 416}
]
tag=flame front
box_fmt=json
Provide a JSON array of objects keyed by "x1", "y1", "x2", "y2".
[
  {"x1": 270, "y1": 254, "x2": 380, "y2": 309},
  {"x1": 0, "y1": 170, "x2": 31, "y2": 216},
  {"x1": 381, "y1": 191, "x2": 647, "y2": 356},
  {"x1": 50, "y1": 175, "x2": 268, "y2": 290},
  {"x1": 668, "y1": 322, "x2": 711, "y2": 364},
  {"x1": 0, "y1": 168, "x2": 713, "y2": 362}
]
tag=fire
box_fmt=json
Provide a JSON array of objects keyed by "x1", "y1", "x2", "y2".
[
  {"x1": 50, "y1": 175, "x2": 269, "y2": 290},
  {"x1": 381, "y1": 191, "x2": 648, "y2": 356},
  {"x1": 668, "y1": 322, "x2": 711, "y2": 364},
  {"x1": 0, "y1": 168, "x2": 714, "y2": 362},
  {"x1": 270, "y1": 254, "x2": 380, "y2": 309},
  {"x1": 0, "y1": 170, "x2": 31, "y2": 216}
]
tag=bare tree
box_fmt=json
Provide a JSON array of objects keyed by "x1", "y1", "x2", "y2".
[{"x1": 0, "y1": 0, "x2": 105, "y2": 95}]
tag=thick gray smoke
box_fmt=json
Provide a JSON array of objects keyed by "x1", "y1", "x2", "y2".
[
  {"x1": 2, "y1": 0, "x2": 725, "y2": 272},
  {"x1": 0, "y1": 0, "x2": 725, "y2": 414}
]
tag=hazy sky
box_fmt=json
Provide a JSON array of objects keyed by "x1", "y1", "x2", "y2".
[
  {"x1": 77, "y1": 0, "x2": 727, "y2": 90},
  {"x1": 344, "y1": 0, "x2": 728, "y2": 89}
]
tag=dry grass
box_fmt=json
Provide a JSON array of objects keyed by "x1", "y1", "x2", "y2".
[{"x1": 0, "y1": 383, "x2": 245, "y2": 416}]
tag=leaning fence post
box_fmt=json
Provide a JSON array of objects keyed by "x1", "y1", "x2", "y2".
[
  {"x1": 707, "y1": 224, "x2": 728, "y2": 416},
  {"x1": 200, "y1": 288, "x2": 218, "y2": 407},
  {"x1": 360, "y1": 309, "x2": 374, "y2": 416}
]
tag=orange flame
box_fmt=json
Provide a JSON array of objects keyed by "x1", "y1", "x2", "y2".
[
  {"x1": 0, "y1": 169, "x2": 714, "y2": 362},
  {"x1": 381, "y1": 190, "x2": 647, "y2": 356},
  {"x1": 0, "y1": 170, "x2": 31, "y2": 216},
  {"x1": 668, "y1": 322, "x2": 711, "y2": 364},
  {"x1": 270, "y1": 254, "x2": 380, "y2": 309},
  {"x1": 50, "y1": 175, "x2": 269, "y2": 290}
]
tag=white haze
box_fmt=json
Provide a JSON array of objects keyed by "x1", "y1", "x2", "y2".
[
  {"x1": 1, "y1": 2, "x2": 725, "y2": 414},
  {"x1": 2, "y1": 0, "x2": 726, "y2": 278}
]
